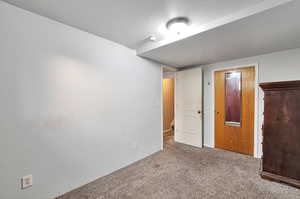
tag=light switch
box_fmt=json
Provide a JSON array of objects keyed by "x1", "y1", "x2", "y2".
[{"x1": 21, "y1": 175, "x2": 33, "y2": 189}]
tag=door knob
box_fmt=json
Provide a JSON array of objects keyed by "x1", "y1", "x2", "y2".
[{"x1": 197, "y1": 110, "x2": 202, "y2": 114}]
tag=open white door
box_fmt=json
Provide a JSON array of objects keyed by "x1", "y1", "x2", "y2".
[{"x1": 175, "y1": 67, "x2": 202, "y2": 148}]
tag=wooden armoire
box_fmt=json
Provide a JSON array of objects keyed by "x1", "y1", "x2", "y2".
[{"x1": 260, "y1": 80, "x2": 300, "y2": 188}]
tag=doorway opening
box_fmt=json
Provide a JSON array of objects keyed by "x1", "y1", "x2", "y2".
[
  {"x1": 214, "y1": 66, "x2": 255, "y2": 155},
  {"x1": 163, "y1": 78, "x2": 175, "y2": 148}
]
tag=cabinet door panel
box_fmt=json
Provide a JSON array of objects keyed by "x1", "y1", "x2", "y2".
[{"x1": 263, "y1": 89, "x2": 300, "y2": 180}]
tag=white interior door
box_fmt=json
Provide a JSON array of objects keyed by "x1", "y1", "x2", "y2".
[{"x1": 175, "y1": 67, "x2": 202, "y2": 148}]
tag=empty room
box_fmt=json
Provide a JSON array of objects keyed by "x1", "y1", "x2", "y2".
[{"x1": 1, "y1": 0, "x2": 300, "y2": 198}]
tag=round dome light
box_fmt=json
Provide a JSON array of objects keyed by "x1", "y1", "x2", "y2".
[{"x1": 166, "y1": 17, "x2": 190, "y2": 35}]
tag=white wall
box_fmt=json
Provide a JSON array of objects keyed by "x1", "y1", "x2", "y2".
[
  {"x1": 0, "y1": 2, "x2": 162, "y2": 199},
  {"x1": 163, "y1": 72, "x2": 176, "y2": 79},
  {"x1": 202, "y1": 48, "x2": 300, "y2": 157}
]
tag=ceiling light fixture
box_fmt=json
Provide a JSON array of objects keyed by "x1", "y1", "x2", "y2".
[{"x1": 166, "y1": 17, "x2": 190, "y2": 35}]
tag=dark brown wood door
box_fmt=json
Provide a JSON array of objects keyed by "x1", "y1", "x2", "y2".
[
  {"x1": 215, "y1": 67, "x2": 255, "y2": 155},
  {"x1": 263, "y1": 88, "x2": 300, "y2": 181},
  {"x1": 260, "y1": 81, "x2": 300, "y2": 188}
]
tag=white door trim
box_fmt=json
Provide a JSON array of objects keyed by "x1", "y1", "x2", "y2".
[
  {"x1": 160, "y1": 66, "x2": 164, "y2": 150},
  {"x1": 161, "y1": 65, "x2": 176, "y2": 149},
  {"x1": 211, "y1": 63, "x2": 260, "y2": 158}
]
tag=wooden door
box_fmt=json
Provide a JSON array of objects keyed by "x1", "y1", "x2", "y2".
[
  {"x1": 163, "y1": 78, "x2": 174, "y2": 135},
  {"x1": 175, "y1": 68, "x2": 203, "y2": 148},
  {"x1": 215, "y1": 66, "x2": 255, "y2": 155}
]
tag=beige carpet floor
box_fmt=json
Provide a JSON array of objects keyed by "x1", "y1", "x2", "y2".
[{"x1": 57, "y1": 136, "x2": 300, "y2": 199}]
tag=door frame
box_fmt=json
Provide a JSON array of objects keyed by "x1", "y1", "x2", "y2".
[
  {"x1": 161, "y1": 65, "x2": 177, "y2": 149},
  {"x1": 162, "y1": 78, "x2": 175, "y2": 134},
  {"x1": 211, "y1": 63, "x2": 260, "y2": 158}
]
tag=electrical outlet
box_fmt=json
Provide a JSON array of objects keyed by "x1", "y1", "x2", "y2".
[{"x1": 21, "y1": 175, "x2": 33, "y2": 189}]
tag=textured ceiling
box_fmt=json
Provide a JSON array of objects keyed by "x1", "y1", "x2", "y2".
[
  {"x1": 139, "y1": 0, "x2": 300, "y2": 67},
  {"x1": 2, "y1": 0, "x2": 298, "y2": 67},
  {"x1": 2, "y1": 0, "x2": 264, "y2": 49}
]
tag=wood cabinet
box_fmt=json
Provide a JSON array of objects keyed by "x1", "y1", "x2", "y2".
[{"x1": 260, "y1": 80, "x2": 300, "y2": 188}]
